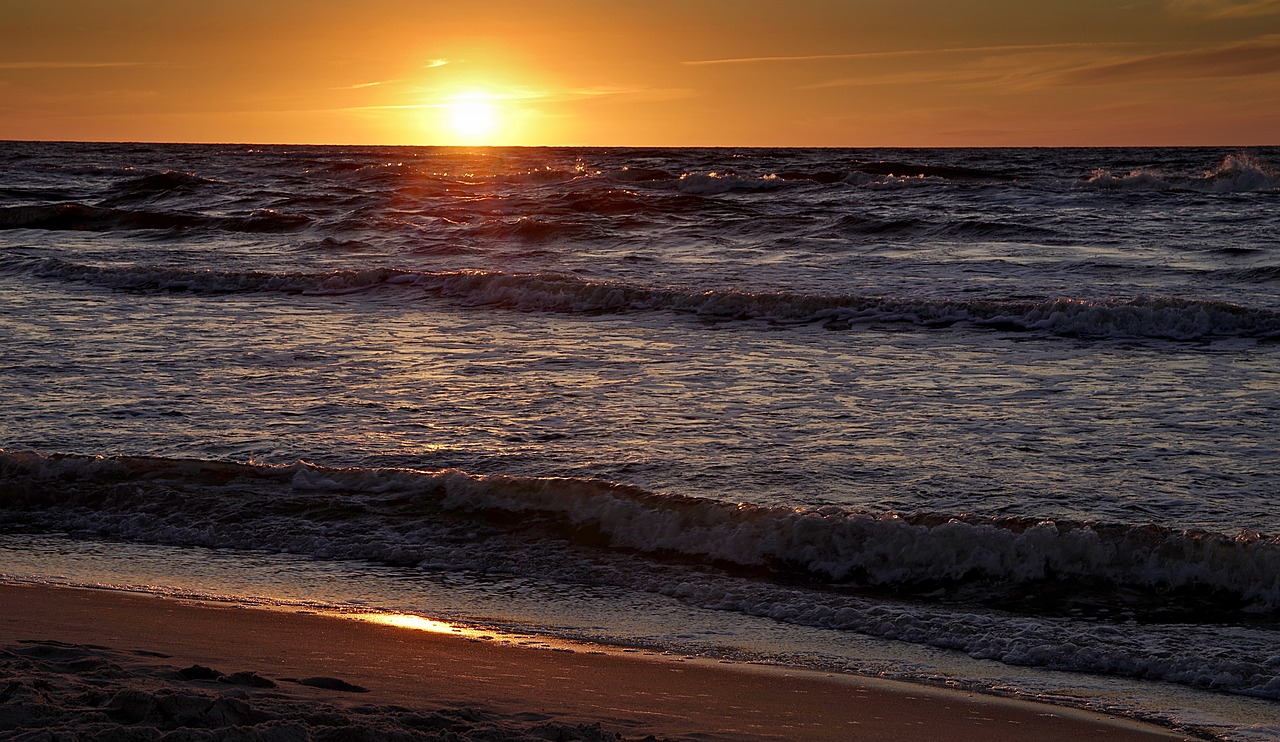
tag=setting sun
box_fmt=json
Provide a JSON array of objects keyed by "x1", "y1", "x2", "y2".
[{"x1": 445, "y1": 94, "x2": 500, "y2": 143}]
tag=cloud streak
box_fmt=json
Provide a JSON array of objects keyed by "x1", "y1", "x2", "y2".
[
  {"x1": 1166, "y1": 0, "x2": 1280, "y2": 18},
  {"x1": 682, "y1": 43, "x2": 1128, "y2": 67},
  {"x1": 793, "y1": 37, "x2": 1280, "y2": 91},
  {"x1": 339, "y1": 80, "x2": 405, "y2": 90},
  {"x1": 336, "y1": 60, "x2": 449, "y2": 90},
  {"x1": 1057, "y1": 36, "x2": 1280, "y2": 84},
  {"x1": 0, "y1": 61, "x2": 143, "y2": 70}
]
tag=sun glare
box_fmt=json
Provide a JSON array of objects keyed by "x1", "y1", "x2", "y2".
[{"x1": 444, "y1": 93, "x2": 500, "y2": 143}]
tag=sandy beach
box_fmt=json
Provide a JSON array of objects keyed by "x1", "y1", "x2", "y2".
[{"x1": 0, "y1": 583, "x2": 1193, "y2": 741}]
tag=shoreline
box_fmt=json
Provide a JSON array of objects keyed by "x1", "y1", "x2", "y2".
[{"x1": 0, "y1": 583, "x2": 1193, "y2": 741}]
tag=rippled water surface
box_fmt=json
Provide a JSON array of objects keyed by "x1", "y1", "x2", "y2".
[{"x1": 2, "y1": 142, "x2": 1279, "y2": 739}]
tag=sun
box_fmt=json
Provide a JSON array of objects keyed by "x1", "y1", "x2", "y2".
[{"x1": 444, "y1": 93, "x2": 500, "y2": 143}]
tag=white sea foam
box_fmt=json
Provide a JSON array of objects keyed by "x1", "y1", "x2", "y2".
[
  {"x1": 1086, "y1": 154, "x2": 1280, "y2": 193},
  {"x1": 1204, "y1": 153, "x2": 1280, "y2": 192},
  {"x1": 5, "y1": 451, "x2": 1279, "y2": 612}
]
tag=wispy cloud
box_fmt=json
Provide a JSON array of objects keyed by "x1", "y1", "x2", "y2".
[
  {"x1": 1166, "y1": 0, "x2": 1280, "y2": 17},
  {"x1": 1056, "y1": 36, "x2": 1280, "y2": 83},
  {"x1": 0, "y1": 61, "x2": 143, "y2": 70},
  {"x1": 795, "y1": 38, "x2": 1280, "y2": 91},
  {"x1": 336, "y1": 60, "x2": 449, "y2": 90},
  {"x1": 554, "y1": 85, "x2": 692, "y2": 101},
  {"x1": 682, "y1": 43, "x2": 1127, "y2": 67},
  {"x1": 801, "y1": 68, "x2": 1011, "y2": 90},
  {"x1": 794, "y1": 44, "x2": 1145, "y2": 91},
  {"x1": 338, "y1": 79, "x2": 405, "y2": 90}
]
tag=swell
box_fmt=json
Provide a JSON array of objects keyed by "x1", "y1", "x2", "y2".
[
  {"x1": 2, "y1": 451, "x2": 1277, "y2": 616},
  {"x1": 98, "y1": 170, "x2": 219, "y2": 205},
  {"x1": 9, "y1": 256, "x2": 1279, "y2": 340},
  {"x1": 0, "y1": 203, "x2": 310, "y2": 233}
]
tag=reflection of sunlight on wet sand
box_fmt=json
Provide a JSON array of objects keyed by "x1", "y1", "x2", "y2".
[
  {"x1": 332, "y1": 612, "x2": 618, "y2": 656},
  {"x1": 343, "y1": 612, "x2": 469, "y2": 636}
]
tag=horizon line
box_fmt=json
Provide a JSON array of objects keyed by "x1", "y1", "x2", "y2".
[{"x1": 2, "y1": 137, "x2": 1277, "y2": 149}]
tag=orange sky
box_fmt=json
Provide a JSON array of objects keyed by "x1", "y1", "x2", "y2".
[{"x1": 2, "y1": 0, "x2": 1279, "y2": 146}]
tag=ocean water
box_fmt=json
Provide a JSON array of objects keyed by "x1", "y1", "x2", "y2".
[{"x1": 1, "y1": 142, "x2": 1278, "y2": 738}]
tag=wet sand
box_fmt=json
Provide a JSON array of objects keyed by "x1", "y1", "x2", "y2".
[{"x1": 0, "y1": 583, "x2": 1192, "y2": 741}]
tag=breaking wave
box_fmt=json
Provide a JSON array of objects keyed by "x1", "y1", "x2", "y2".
[
  {"x1": 8, "y1": 256, "x2": 1278, "y2": 340},
  {"x1": 4, "y1": 450, "x2": 1280, "y2": 700},
  {"x1": 1, "y1": 450, "x2": 1277, "y2": 615},
  {"x1": 1085, "y1": 154, "x2": 1280, "y2": 193}
]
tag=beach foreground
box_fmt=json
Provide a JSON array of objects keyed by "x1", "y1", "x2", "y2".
[{"x1": 0, "y1": 584, "x2": 1190, "y2": 741}]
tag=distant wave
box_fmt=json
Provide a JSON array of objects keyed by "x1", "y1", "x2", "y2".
[
  {"x1": 1085, "y1": 154, "x2": 1280, "y2": 193},
  {"x1": 676, "y1": 172, "x2": 791, "y2": 194},
  {"x1": 3, "y1": 449, "x2": 1279, "y2": 699},
  {"x1": 0, "y1": 203, "x2": 310, "y2": 233},
  {"x1": 106, "y1": 170, "x2": 217, "y2": 196},
  {"x1": 850, "y1": 160, "x2": 1014, "y2": 181},
  {"x1": 609, "y1": 166, "x2": 678, "y2": 182},
  {"x1": 653, "y1": 155, "x2": 1279, "y2": 194},
  {"x1": 825, "y1": 213, "x2": 1061, "y2": 241},
  {"x1": 605, "y1": 159, "x2": 1017, "y2": 192},
  {"x1": 8, "y1": 257, "x2": 1279, "y2": 340},
  {"x1": 1217, "y1": 265, "x2": 1280, "y2": 284},
  {"x1": 670, "y1": 168, "x2": 980, "y2": 193}
]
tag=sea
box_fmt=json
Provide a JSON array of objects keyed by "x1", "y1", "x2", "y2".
[{"x1": 1, "y1": 142, "x2": 1278, "y2": 739}]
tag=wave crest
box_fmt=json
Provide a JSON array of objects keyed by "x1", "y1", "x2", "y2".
[
  {"x1": 107, "y1": 170, "x2": 217, "y2": 196},
  {"x1": 9, "y1": 257, "x2": 1278, "y2": 340},
  {"x1": 3, "y1": 451, "x2": 1278, "y2": 614},
  {"x1": 1085, "y1": 153, "x2": 1280, "y2": 193},
  {"x1": 677, "y1": 172, "x2": 789, "y2": 194}
]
